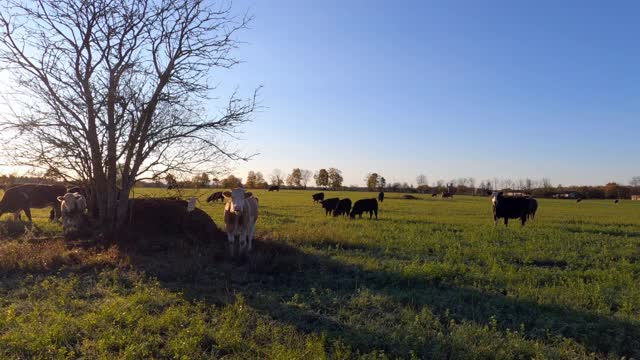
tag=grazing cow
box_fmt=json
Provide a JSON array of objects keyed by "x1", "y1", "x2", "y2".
[
  {"x1": 223, "y1": 188, "x2": 259, "y2": 257},
  {"x1": 526, "y1": 197, "x2": 538, "y2": 220},
  {"x1": 268, "y1": 185, "x2": 280, "y2": 192},
  {"x1": 614, "y1": 199, "x2": 619, "y2": 204},
  {"x1": 312, "y1": 192, "x2": 325, "y2": 203},
  {"x1": 492, "y1": 192, "x2": 531, "y2": 226},
  {"x1": 0, "y1": 184, "x2": 66, "y2": 223},
  {"x1": 350, "y1": 198, "x2": 378, "y2": 219},
  {"x1": 206, "y1": 191, "x2": 224, "y2": 203},
  {"x1": 442, "y1": 192, "x2": 453, "y2": 199},
  {"x1": 333, "y1": 198, "x2": 352, "y2": 217},
  {"x1": 320, "y1": 198, "x2": 340, "y2": 216},
  {"x1": 576, "y1": 198, "x2": 583, "y2": 203},
  {"x1": 431, "y1": 193, "x2": 438, "y2": 197},
  {"x1": 378, "y1": 192, "x2": 385, "y2": 203}
]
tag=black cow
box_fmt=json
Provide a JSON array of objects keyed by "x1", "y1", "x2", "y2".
[
  {"x1": 268, "y1": 185, "x2": 280, "y2": 192},
  {"x1": 350, "y1": 198, "x2": 378, "y2": 219},
  {"x1": 333, "y1": 198, "x2": 352, "y2": 217},
  {"x1": 492, "y1": 192, "x2": 531, "y2": 226},
  {"x1": 431, "y1": 193, "x2": 438, "y2": 197},
  {"x1": 442, "y1": 192, "x2": 453, "y2": 199},
  {"x1": 576, "y1": 198, "x2": 583, "y2": 203},
  {"x1": 378, "y1": 192, "x2": 384, "y2": 202},
  {"x1": 312, "y1": 192, "x2": 325, "y2": 203},
  {"x1": 320, "y1": 198, "x2": 340, "y2": 216},
  {"x1": 614, "y1": 199, "x2": 619, "y2": 204},
  {"x1": 206, "y1": 191, "x2": 224, "y2": 203},
  {"x1": 526, "y1": 197, "x2": 538, "y2": 220}
]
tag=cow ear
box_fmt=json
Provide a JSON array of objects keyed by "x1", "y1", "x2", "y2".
[
  {"x1": 244, "y1": 192, "x2": 253, "y2": 199},
  {"x1": 223, "y1": 191, "x2": 232, "y2": 198}
]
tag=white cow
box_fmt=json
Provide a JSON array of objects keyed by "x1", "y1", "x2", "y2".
[{"x1": 223, "y1": 188, "x2": 259, "y2": 257}]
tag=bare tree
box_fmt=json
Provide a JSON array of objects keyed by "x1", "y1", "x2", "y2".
[
  {"x1": 300, "y1": 169, "x2": 312, "y2": 188},
  {"x1": 270, "y1": 169, "x2": 284, "y2": 186},
  {"x1": 0, "y1": 0, "x2": 258, "y2": 235},
  {"x1": 630, "y1": 176, "x2": 640, "y2": 187}
]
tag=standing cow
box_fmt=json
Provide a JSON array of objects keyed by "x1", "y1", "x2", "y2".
[
  {"x1": 378, "y1": 192, "x2": 385, "y2": 203},
  {"x1": 350, "y1": 198, "x2": 378, "y2": 219},
  {"x1": 223, "y1": 188, "x2": 259, "y2": 257},
  {"x1": 492, "y1": 192, "x2": 530, "y2": 226},
  {"x1": 333, "y1": 198, "x2": 352, "y2": 217},
  {"x1": 320, "y1": 198, "x2": 340, "y2": 216},
  {"x1": 312, "y1": 192, "x2": 325, "y2": 203},
  {"x1": 206, "y1": 191, "x2": 224, "y2": 203},
  {"x1": 0, "y1": 184, "x2": 66, "y2": 223},
  {"x1": 268, "y1": 185, "x2": 280, "y2": 192}
]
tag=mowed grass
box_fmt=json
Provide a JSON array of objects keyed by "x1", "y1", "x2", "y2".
[{"x1": 1, "y1": 189, "x2": 640, "y2": 358}]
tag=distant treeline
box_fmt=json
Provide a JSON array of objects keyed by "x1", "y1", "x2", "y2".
[{"x1": 1, "y1": 172, "x2": 638, "y2": 199}]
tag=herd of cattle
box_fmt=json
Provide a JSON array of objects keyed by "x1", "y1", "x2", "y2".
[
  {"x1": 0, "y1": 183, "x2": 610, "y2": 258},
  {"x1": 312, "y1": 191, "x2": 381, "y2": 219}
]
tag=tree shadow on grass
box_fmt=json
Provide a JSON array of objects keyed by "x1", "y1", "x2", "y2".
[
  {"x1": 123, "y1": 237, "x2": 640, "y2": 358},
  {"x1": 5, "y1": 232, "x2": 640, "y2": 358}
]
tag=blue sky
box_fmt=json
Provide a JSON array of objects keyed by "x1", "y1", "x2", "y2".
[{"x1": 215, "y1": 0, "x2": 639, "y2": 186}]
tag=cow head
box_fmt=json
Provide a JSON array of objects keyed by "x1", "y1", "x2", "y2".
[
  {"x1": 223, "y1": 188, "x2": 253, "y2": 215},
  {"x1": 491, "y1": 191, "x2": 503, "y2": 206}
]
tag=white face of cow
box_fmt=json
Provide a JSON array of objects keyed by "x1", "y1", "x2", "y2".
[{"x1": 223, "y1": 188, "x2": 252, "y2": 215}]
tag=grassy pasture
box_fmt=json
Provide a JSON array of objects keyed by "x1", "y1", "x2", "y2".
[{"x1": 1, "y1": 188, "x2": 640, "y2": 359}]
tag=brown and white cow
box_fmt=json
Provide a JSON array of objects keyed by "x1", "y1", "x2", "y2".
[
  {"x1": 223, "y1": 188, "x2": 259, "y2": 257},
  {"x1": 57, "y1": 192, "x2": 88, "y2": 233}
]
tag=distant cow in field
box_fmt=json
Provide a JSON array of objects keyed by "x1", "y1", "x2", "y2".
[
  {"x1": 378, "y1": 192, "x2": 384, "y2": 203},
  {"x1": 268, "y1": 185, "x2": 280, "y2": 192},
  {"x1": 312, "y1": 192, "x2": 325, "y2": 203},
  {"x1": 0, "y1": 184, "x2": 66, "y2": 223},
  {"x1": 442, "y1": 192, "x2": 453, "y2": 199},
  {"x1": 320, "y1": 198, "x2": 340, "y2": 216},
  {"x1": 333, "y1": 198, "x2": 352, "y2": 217},
  {"x1": 206, "y1": 191, "x2": 224, "y2": 203},
  {"x1": 223, "y1": 188, "x2": 259, "y2": 257},
  {"x1": 492, "y1": 192, "x2": 531, "y2": 226},
  {"x1": 614, "y1": 199, "x2": 619, "y2": 204},
  {"x1": 350, "y1": 198, "x2": 378, "y2": 219},
  {"x1": 431, "y1": 193, "x2": 438, "y2": 197},
  {"x1": 576, "y1": 198, "x2": 583, "y2": 203}
]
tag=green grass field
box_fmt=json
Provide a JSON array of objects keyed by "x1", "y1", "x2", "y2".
[{"x1": 1, "y1": 189, "x2": 640, "y2": 359}]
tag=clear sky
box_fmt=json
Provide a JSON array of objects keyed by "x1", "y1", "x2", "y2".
[{"x1": 213, "y1": 0, "x2": 639, "y2": 187}]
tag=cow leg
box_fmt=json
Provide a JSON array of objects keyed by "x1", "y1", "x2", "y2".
[
  {"x1": 504, "y1": 218, "x2": 508, "y2": 227},
  {"x1": 248, "y1": 222, "x2": 256, "y2": 251},
  {"x1": 227, "y1": 233, "x2": 236, "y2": 257},
  {"x1": 23, "y1": 207, "x2": 32, "y2": 223},
  {"x1": 239, "y1": 229, "x2": 247, "y2": 255},
  {"x1": 374, "y1": 209, "x2": 378, "y2": 219},
  {"x1": 521, "y1": 216, "x2": 527, "y2": 226}
]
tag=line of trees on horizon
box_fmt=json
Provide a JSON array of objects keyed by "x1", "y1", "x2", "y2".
[{"x1": 1, "y1": 172, "x2": 638, "y2": 200}]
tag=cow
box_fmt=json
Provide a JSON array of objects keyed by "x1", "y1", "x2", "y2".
[
  {"x1": 206, "y1": 191, "x2": 224, "y2": 203},
  {"x1": 312, "y1": 192, "x2": 325, "y2": 203},
  {"x1": 320, "y1": 198, "x2": 340, "y2": 216},
  {"x1": 333, "y1": 198, "x2": 352, "y2": 217},
  {"x1": 0, "y1": 184, "x2": 66, "y2": 223},
  {"x1": 614, "y1": 199, "x2": 619, "y2": 204},
  {"x1": 442, "y1": 192, "x2": 453, "y2": 199},
  {"x1": 576, "y1": 198, "x2": 583, "y2": 203},
  {"x1": 223, "y1": 188, "x2": 259, "y2": 257},
  {"x1": 57, "y1": 192, "x2": 88, "y2": 235},
  {"x1": 268, "y1": 185, "x2": 280, "y2": 192},
  {"x1": 350, "y1": 198, "x2": 378, "y2": 219},
  {"x1": 431, "y1": 193, "x2": 438, "y2": 197},
  {"x1": 378, "y1": 192, "x2": 384, "y2": 203},
  {"x1": 492, "y1": 192, "x2": 531, "y2": 226},
  {"x1": 526, "y1": 197, "x2": 538, "y2": 220}
]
